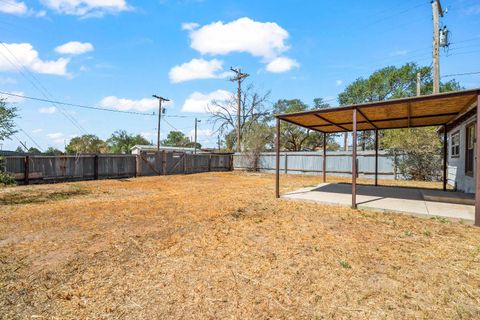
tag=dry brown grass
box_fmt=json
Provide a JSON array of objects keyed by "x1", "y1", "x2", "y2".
[{"x1": 0, "y1": 172, "x2": 479, "y2": 319}]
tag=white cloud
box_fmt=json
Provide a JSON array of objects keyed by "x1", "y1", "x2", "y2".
[
  {"x1": 181, "y1": 89, "x2": 232, "y2": 113},
  {"x1": 464, "y1": 5, "x2": 480, "y2": 15},
  {"x1": 0, "y1": 77, "x2": 16, "y2": 85},
  {"x1": 169, "y1": 58, "x2": 229, "y2": 83},
  {"x1": 98, "y1": 96, "x2": 173, "y2": 112},
  {"x1": 32, "y1": 128, "x2": 43, "y2": 134},
  {"x1": 47, "y1": 132, "x2": 65, "y2": 143},
  {"x1": 0, "y1": 0, "x2": 28, "y2": 15},
  {"x1": 188, "y1": 128, "x2": 213, "y2": 138},
  {"x1": 140, "y1": 132, "x2": 154, "y2": 139},
  {"x1": 55, "y1": 41, "x2": 94, "y2": 55},
  {"x1": 39, "y1": 106, "x2": 57, "y2": 114},
  {"x1": 265, "y1": 56, "x2": 299, "y2": 73},
  {"x1": 0, "y1": 43, "x2": 69, "y2": 76},
  {"x1": 181, "y1": 22, "x2": 199, "y2": 31},
  {"x1": 389, "y1": 49, "x2": 408, "y2": 57},
  {"x1": 188, "y1": 17, "x2": 289, "y2": 60},
  {"x1": 40, "y1": 0, "x2": 131, "y2": 17},
  {"x1": 0, "y1": 91, "x2": 24, "y2": 103},
  {"x1": 335, "y1": 80, "x2": 343, "y2": 86}
]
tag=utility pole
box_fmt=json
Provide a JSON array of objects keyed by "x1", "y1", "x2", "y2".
[
  {"x1": 432, "y1": 0, "x2": 443, "y2": 94},
  {"x1": 416, "y1": 72, "x2": 422, "y2": 96},
  {"x1": 217, "y1": 135, "x2": 221, "y2": 152},
  {"x1": 152, "y1": 95, "x2": 170, "y2": 152},
  {"x1": 229, "y1": 67, "x2": 249, "y2": 153},
  {"x1": 194, "y1": 118, "x2": 201, "y2": 154}
]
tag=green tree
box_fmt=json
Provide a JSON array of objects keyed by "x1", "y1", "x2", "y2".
[
  {"x1": 44, "y1": 147, "x2": 63, "y2": 155},
  {"x1": 0, "y1": 99, "x2": 18, "y2": 141},
  {"x1": 242, "y1": 121, "x2": 273, "y2": 170},
  {"x1": 162, "y1": 131, "x2": 202, "y2": 149},
  {"x1": 107, "y1": 130, "x2": 149, "y2": 153},
  {"x1": 273, "y1": 99, "x2": 337, "y2": 151},
  {"x1": 381, "y1": 127, "x2": 442, "y2": 181},
  {"x1": 27, "y1": 147, "x2": 42, "y2": 154},
  {"x1": 65, "y1": 134, "x2": 107, "y2": 154},
  {"x1": 338, "y1": 63, "x2": 461, "y2": 150}
]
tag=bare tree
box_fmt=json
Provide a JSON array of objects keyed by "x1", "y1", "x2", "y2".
[{"x1": 208, "y1": 84, "x2": 270, "y2": 150}]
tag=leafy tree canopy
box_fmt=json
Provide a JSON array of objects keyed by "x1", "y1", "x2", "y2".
[
  {"x1": 27, "y1": 147, "x2": 42, "y2": 154},
  {"x1": 0, "y1": 99, "x2": 18, "y2": 141},
  {"x1": 107, "y1": 130, "x2": 149, "y2": 153},
  {"x1": 44, "y1": 147, "x2": 63, "y2": 155},
  {"x1": 273, "y1": 99, "x2": 337, "y2": 151},
  {"x1": 162, "y1": 131, "x2": 201, "y2": 149},
  {"x1": 338, "y1": 63, "x2": 462, "y2": 151},
  {"x1": 65, "y1": 134, "x2": 107, "y2": 154}
]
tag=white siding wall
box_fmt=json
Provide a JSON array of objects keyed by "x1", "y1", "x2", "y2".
[{"x1": 447, "y1": 114, "x2": 476, "y2": 193}]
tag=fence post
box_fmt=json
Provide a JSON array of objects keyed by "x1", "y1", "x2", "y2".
[
  {"x1": 284, "y1": 153, "x2": 288, "y2": 174},
  {"x1": 162, "y1": 151, "x2": 167, "y2": 175},
  {"x1": 94, "y1": 154, "x2": 99, "y2": 180},
  {"x1": 135, "y1": 154, "x2": 141, "y2": 177},
  {"x1": 24, "y1": 155, "x2": 30, "y2": 185},
  {"x1": 183, "y1": 153, "x2": 186, "y2": 174},
  {"x1": 208, "y1": 154, "x2": 212, "y2": 172}
]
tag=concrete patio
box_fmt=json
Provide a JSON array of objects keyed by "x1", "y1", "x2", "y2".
[{"x1": 283, "y1": 183, "x2": 475, "y2": 223}]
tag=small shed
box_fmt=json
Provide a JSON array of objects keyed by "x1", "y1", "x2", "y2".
[{"x1": 274, "y1": 88, "x2": 480, "y2": 226}]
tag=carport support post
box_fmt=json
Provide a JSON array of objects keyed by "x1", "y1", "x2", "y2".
[
  {"x1": 323, "y1": 132, "x2": 327, "y2": 183},
  {"x1": 443, "y1": 125, "x2": 448, "y2": 191},
  {"x1": 475, "y1": 94, "x2": 480, "y2": 226},
  {"x1": 352, "y1": 109, "x2": 357, "y2": 209},
  {"x1": 275, "y1": 117, "x2": 280, "y2": 198},
  {"x1": 374, "y1": 129, "x2": 378, "y2": 186}
]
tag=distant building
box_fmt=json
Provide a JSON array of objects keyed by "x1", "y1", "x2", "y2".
[{"x1": 0, "y1": 150, "x2": 26, "y2": 156}]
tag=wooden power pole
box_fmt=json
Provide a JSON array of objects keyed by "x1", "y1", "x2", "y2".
[
  {"x1": 152, "y1": 95, "x2": 170, "y2": 152},
  {"x1": 432, "y1": 0, "x2": 443, "y2": 94},
  {"x1": 229, "y1": 67, "x2": 249, "y2": 152}
]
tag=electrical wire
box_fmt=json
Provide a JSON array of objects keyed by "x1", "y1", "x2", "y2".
[
  {"x1": 0, "y1": 41, "x2": 89, "y2": 134},
  {"x1": 0, "y1": 91, "x2": 155, "y2": 116},
  {"x1": 442, "y1": 71, "x2": 480, "y2": 78},
  {"x1": 18, "y1": 127, "x2": 43, "y2": 151}
]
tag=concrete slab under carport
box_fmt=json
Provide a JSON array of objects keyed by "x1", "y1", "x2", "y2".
[{"x1": 283, "y1": 183, "x2": 475, "y2": 223}]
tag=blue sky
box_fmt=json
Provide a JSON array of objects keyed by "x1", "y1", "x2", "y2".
[{"x1": 1, "y1": 0, "x2": 479, "y2": 151}]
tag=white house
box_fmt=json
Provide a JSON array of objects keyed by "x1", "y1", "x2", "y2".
[{"x1": 447, "y1": 107, "x2": 476, "y2": 193}]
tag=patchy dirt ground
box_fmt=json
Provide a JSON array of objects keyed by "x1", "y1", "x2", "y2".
[{"x1": 0, "y1": 172, "x2": 479, "y2": 319}]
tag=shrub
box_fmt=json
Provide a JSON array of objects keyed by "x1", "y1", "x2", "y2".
[{"x1": 0, "y1": 171, "x2": 16, "y2": 186}]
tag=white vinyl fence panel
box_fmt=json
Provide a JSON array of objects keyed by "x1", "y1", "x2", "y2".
[{"x1": 233, "y1": 151, "x2": 401, "y2": 180}]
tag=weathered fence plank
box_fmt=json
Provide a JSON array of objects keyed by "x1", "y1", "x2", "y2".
[{"x1": 3, "y1": 152, "x2": 233, "y2": 184}]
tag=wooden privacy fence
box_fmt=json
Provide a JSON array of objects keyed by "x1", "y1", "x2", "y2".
[
  {"x1": 233, "y1": 151, "x2": 403, "y2": 180},
  {"x1": 3, "y1": 151, "x2": 233, "y2": 184}
]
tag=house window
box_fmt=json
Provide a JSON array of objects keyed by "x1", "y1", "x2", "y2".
[
  {"x1": 451, "y1": 131, "x2": 460, "y2": 157},
  {"x1": 465, "y1": 123, "x2": 475, "y2": 176}
]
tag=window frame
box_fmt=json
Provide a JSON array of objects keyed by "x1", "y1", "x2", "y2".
[
  {"x1": 465, "y1": 122, "x2": 475, "y2": 177},
  {"x1": 450, "y1": 130, "x2": 460, "y2": 158}
]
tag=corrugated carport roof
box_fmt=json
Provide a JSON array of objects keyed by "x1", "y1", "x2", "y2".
[{"x1": 277, "y1": 88, "x2": 480, "y2": 133}]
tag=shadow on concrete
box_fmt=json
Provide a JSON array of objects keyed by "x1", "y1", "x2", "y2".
[{"x1": 311, "y1": 183, "x2": 474, "y2": 204}]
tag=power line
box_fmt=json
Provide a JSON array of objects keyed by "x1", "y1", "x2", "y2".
[
  {"x1": 162, "y1": 117, "x2": 181, "y2": 132},
  {"x1": 0, "y1": 41, "x2": 88, "y2": 134},
  {"x1": 442, "y1": 71, "x2": 480, "y2": 78},
  {"x1": 0, "y1": 91, "x2": 155, "y2": 116},
  {"x1": 18, "y1": 127, "x2": 43, "y2": 151}
]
